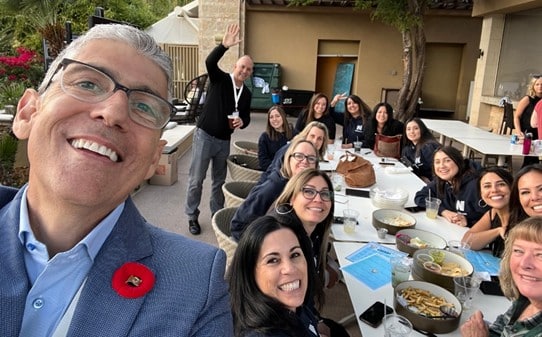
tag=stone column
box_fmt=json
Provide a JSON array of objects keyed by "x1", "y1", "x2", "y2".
[{"x1": 198, "y1": 0, "x2": 246, "y2": 74}]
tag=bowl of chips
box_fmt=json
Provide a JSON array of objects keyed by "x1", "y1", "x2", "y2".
[
  {"x1": 412, "y1": 248, "x2": 473, "y2": 292},
  {"x1": 396, "y1": 229, "x2": 447, "y2": 256},
  {"x1": 372, "y1": 209, "x2": 416, "y2": 235},
  {"x1": 394, "y1": 280, "x2": 462, "y2": 334}
]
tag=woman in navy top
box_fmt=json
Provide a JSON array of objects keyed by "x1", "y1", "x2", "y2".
[
  {"x1": 414, "y1": 146, "x2": 487, "y2": 227},
  {"x1": 401, "y1": 118, "x2": 440, "y2": 182},
  {"x1": 329, "y1": 94, "x2": 372, "y2": 148},
  {"x1": 258, "y1": 105, "x2": 294, "y2": 170}
]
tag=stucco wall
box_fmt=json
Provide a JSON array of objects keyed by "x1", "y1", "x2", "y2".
[{"x1": 243, "y1": 8, "x2": 481, "y2": 118}]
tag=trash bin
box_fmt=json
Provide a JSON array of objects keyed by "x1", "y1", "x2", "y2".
[
  {"x1": 280, "y1": 89, "x2": 315, "y2": 117},
  {"x1": 244, "y1": 63, "x2": 281, "y2": 110}
]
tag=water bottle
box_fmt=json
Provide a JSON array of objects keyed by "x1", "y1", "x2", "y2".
[{"x1": 523, "y1": 133, "x2": 532, "y2": 155}]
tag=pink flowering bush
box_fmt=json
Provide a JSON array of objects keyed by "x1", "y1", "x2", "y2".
[{"x1": 0, "y1": 47, "x2": 43, "y2": 89}]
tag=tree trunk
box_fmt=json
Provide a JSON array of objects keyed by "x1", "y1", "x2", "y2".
[{"x1": 395, "y1": 0, "x2": 426, "y2": 122}]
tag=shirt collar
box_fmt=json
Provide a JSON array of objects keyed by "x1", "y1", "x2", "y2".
[{"x1": 17, "y1": 186, "x2": 124, "y2": 261}]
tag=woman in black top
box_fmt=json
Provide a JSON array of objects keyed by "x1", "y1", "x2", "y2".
[
  {"x1": 295, "y1": 93, "x2": 336, "y2": 143},
  {"x1": 362, "y1": 102, "x2": 404, "y2": 150},
  {"x1": 228, "y1": 216, "x2": 321, "y2": 337},
  {"x1": 515, "y1": 77, "x2": 542, "y2": 167},
  {"x1": 462, "y1": 167, "x2": 513, "y2": 257}
]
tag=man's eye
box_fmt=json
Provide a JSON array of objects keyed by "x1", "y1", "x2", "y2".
[{"x1": 77, "y1": 80, "x2": 99, "y2": 91}]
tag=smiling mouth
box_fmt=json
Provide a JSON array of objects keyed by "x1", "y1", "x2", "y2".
[
  {"x1": 490, "y1": 195, "x2": 504, "y2": 201},
  {"x1": 71, "y1": 138, "x2": 119, "y2": 162},
  {"x1": 279, "y1": 280, "x2": 300, "y2": 291},
  {"x1": 520, "y1": 274, "x2": 542, "y2": 282}
]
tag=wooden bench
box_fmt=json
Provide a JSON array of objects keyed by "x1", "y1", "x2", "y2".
[{"x1": 148, "y1": 124, "x2": 195, "y2": 186}]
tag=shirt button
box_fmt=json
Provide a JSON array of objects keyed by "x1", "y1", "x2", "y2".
[
  {"x1": 27, "y1": 243, "x2": 36, "y2": 251},
  {"x1": 33, "y1": 298, "x2": 44, "y2": 309}
]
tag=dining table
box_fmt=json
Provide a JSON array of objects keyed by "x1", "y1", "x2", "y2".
[
  {"x1": 334, "y1": 241, "x2": 510, "y2": 337},
  {"x1": 321, "y1": 149, "x2": 511, "y2": 336},
  {"x1": 421, "y1": 118, "x2": 534, "y2": 166}
]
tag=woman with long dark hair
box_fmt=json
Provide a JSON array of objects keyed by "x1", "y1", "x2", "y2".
[
  {"x1": 462, "y1": 166, "x2": 513, "y2": 257},
  {"x1": 295, "y1": 93, "x2": 336, "y2": 143},
  {"x1": 414, "y1": 146, "x2": 487, "y2": 227},
  {"x1": 229, "y1": 216, "x2": 321, "y2": 337},
  {"x1": 362, "y1": 102, "x2": 404, "y2": 150},
  {"x1": 508, "y1": 164, "x2": 542, "y2": 228},
  {"x1": 258, "y1": 105, "x2": 294, "y2": 170},
  {"x1": 401, "y1": 117, "x2": 440, "y2": 182}
]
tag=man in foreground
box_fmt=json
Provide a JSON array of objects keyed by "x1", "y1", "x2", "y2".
[{"x1": 0, "y1": 24, "x2": 232, "y2": 336}]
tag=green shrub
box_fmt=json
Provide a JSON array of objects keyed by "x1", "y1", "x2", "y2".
[
  {"x1": 0, "y1": 81, "x2": 25, "y2": 107},
  {"x1": 0, "y1": 131, "x2": 18, "y2": 170}
]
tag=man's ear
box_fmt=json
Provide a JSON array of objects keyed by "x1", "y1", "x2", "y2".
[
  {"x1": 144, "y1": 139, "x2": 167, "y2": 180},
  {"x1": 12, "y1": 89, "x2": 40, "y2": 140}
]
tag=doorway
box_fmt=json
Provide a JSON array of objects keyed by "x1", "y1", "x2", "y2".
[{"x1": 315, "y1": 40, "x2": 359, "y2": 109}]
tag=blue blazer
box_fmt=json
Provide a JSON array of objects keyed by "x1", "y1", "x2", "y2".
[{"x1": 0, "y1": 187, "x2": 233, "y2": 337}]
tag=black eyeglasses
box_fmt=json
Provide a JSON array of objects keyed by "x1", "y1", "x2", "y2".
[
  {"x1": 290, "y1": 152, "x2": 318, "y2": 164},
  {"x1": 43, "y1": 58, "x2": 173, "y2": 129},
  {"x1": 301, "y1": 187, "x2": 333, "y2": 202}
]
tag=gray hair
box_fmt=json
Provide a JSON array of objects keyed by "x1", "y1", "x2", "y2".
[{"x1": 38, "y1": 24, "x2": 173, "y2": 100}]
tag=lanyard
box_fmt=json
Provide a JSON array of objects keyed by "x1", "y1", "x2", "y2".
[{"x1": 230, "y1": 73, "x2": 243, "y2": 112}]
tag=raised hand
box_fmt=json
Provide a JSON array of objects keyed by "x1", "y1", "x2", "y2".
[{"x1": 222, "y1": 24, "x2": 242, "y2": 49}]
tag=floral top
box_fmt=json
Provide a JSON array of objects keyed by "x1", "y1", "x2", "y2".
[{"x1": 490, "y1": 296, "x2": 542, "y2": 337}]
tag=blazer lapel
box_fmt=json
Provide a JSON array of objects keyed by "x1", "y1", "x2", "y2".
[
  {"x1": 0, "y1": 188, "x2": 30, "y2": 337},
  {"x1": 68, "y1": 198, "x2": 154, "y2": 337}
]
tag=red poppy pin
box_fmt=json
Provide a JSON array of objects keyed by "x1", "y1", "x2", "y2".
[{"x1": 112, "y1": 262, "x2": 155, "y2": 299}]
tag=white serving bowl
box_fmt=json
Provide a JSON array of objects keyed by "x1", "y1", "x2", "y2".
[{"x1": 370, "y1": 187, "x2": 409, "y2": 209}]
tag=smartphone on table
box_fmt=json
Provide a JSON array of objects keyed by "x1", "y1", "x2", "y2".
[{"x1": 358, "y1": 301, "x2": 394, "y2": 328}]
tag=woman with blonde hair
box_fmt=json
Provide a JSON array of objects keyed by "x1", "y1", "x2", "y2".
[
  {"x1": 516, "y1": 76, "x2": 542, "y2": 167},
  {"x1": 273, "y1": 169, "x2": 335, "y2": 297},
  {"x1": 230, "y1": 138, "x2": 319, "y2": 241},
  {"x1": 461, "y1": 217, "x2": 542, "y2": 337},
  {"x1": 271, "y1": 169, "x2": 350, "y2": 337},
  {"x1": 257, "y1": 121, "x2": 329, "y2": 184}
]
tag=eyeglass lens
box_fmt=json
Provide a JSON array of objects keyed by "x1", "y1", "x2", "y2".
[
  {"x1": 59, "y1": 59, "x2": 171, "y2": 129},
  {"x1": 302, "y1": 187, "x2": 332, "y2": 201},
  {"x1": 292, "y1": 152, "x2": 317, "y2": 164}
]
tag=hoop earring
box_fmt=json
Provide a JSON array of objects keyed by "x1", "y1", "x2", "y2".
[
  {"x1": 275, "y1": 203, "x2": 293, "y2": 215},
  {"x1": 478, "y1": 199, "x2": 487, "y2": 208}
]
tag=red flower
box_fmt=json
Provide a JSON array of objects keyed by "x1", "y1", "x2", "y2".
[{"x1": 112, "y1": 262, "x2": 155, "y2": 299}]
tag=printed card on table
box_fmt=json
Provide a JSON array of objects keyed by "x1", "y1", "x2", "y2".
[{"x1": 342, "y1": 253, "x2": 392, "y2": 290}]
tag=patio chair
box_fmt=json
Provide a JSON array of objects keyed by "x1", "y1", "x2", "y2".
[
  {"x1": 226, "y1": 154, "x2": 262, "y2": 181},
  {"x1": 222, "y1": 180, "x2": 257, "y2": 208},
  {"x1": 232, "y1": 140, "x2": 259, "y2": 156},
  {"x1": 171, "y1": 73, "x2": 209, "y2": 124},
  {"x1": 211, "y1": 207, "x2": 238, "y2": 271}
]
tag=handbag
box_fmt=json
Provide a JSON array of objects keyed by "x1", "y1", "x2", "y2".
[
  {"x1": 335, "y1": 151, "x2": 376, "y2": 188},
  {"x1": 374, "y1": 134, "x2": 402, "y2": 159}
]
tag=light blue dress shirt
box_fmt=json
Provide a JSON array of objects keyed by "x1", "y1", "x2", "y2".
[{"x1": 17, "y1": 187, "x2": 123, "y2": 337}]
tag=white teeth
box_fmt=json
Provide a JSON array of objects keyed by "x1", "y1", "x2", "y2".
[
  {"x1": 533, "y1": 205, "x2": 542, "y2": 211},
  {"x1": 279, "y1": 280, "x2": 300, "y2": 291},
  {"x1": 521, "y1": 275, "x2": 542, "y2": 281},
  {"x1": 490, "y1": 196, "x2": 503, "y2": 200},
  {"x1": 71, "y1": 139, "x2": 119, "y2": 162}
]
